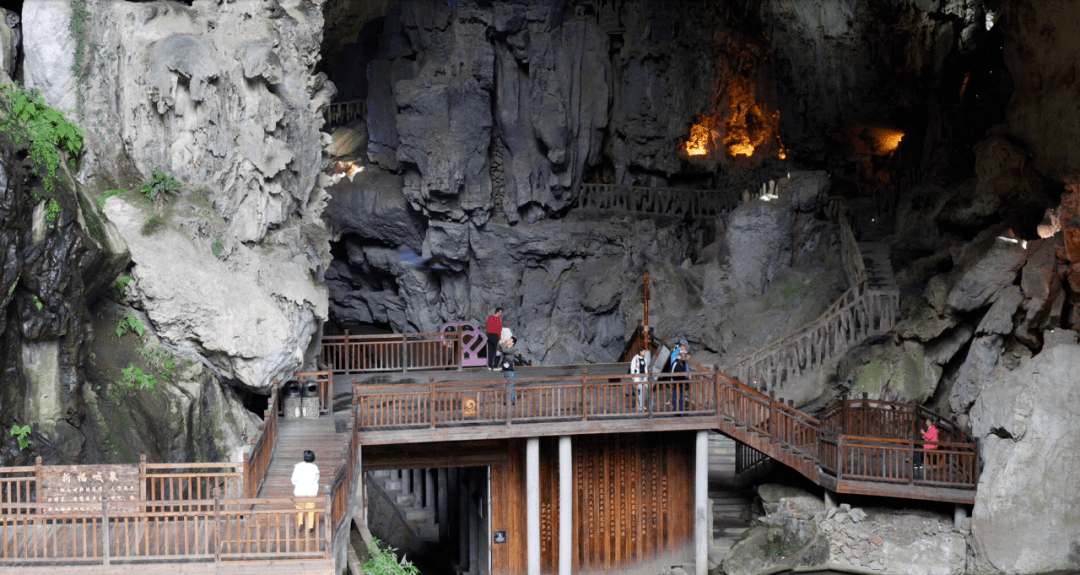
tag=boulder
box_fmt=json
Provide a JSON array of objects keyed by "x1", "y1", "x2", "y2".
[
  {"x1": 0, "y1": 8, "x2": 17, "y2": 77},
  {"x1": 325, "y1": 169, "x2": 424, "y2": 252},
  {"x1": 969, "y1": 343, "x2": 1080, "y2": 574},
  {"x1": 945, "y1": 243, "x2": 1027, "y2": 313},
  {"x1": 727, "y1": 199, "x2": 795, "y2": 294},
  {"x1": 949, "y1": 334, "x2": 1004, "y2": 413},
  {"x1": 779, "y1": 171, "x2": 830, "y2": 212}
]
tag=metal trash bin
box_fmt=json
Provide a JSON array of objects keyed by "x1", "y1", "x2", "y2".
[
  {"x1": 283, "y1": 381, "x2": 302, "y2": 419},
  {"x1": 301, "y1": 381, "x2": 321, "y2": 419}
]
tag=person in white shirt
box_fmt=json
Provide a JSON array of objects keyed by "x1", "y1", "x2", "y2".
[
  {"x1": 291, "y1": 450, "x2": 320, "y2": 532},
  {"x1": 630, "y1": 348, "x2": 649, "y2": 412}
]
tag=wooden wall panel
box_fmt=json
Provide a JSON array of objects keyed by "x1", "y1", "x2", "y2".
[
  {"x1": 491, "y1": 439, "x2": 527, "y2": 575},
  {"x1": 560, "y1": 431, "x2": 694, "y2": 574}
]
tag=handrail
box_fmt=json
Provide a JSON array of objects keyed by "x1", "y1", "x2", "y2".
[
  {"x1": 0, "y1": 496, "x2": 330, "y2": 564},
  {"x1": 320, "y1": 330, "x2": 462, "y2": 374},
  {"x1": 243, "y1": 382, "x2": 280, "y2": 498},
  {"x1": 576, "y1": 183, "x2": 741, "y2": 220}
]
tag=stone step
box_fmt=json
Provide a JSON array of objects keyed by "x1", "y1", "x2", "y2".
[
  {"x1": 395, "y1": 493, "x2": 417, "y2": 506},
  {"x1": 405, "y1": 508, "x2": 431, "y2": 523}
]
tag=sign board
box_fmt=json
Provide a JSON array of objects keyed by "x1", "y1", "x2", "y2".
[
  {"x1": 462, "y1": 396, "x2": 478, "y2": 418},
  {"x1": 40, "y1": 465, "x2": 140, "y2": 514},
  {"x1": 493, "y1": 530, "x2": 506, "y2": 544}
]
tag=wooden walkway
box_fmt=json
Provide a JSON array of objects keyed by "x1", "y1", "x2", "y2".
[{"x1": 346, "y1": 363, "x2": 978, "y2": 504}]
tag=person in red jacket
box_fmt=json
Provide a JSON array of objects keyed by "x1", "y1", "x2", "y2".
[
  {"x1": 916, "y1": 419, "x2": 939, "y2": 479},
  {"x1": 485, "y1": 308, "x2": 503, "y2": 369}
]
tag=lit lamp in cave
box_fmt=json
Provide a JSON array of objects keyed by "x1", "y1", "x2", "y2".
[
  {"x1": 683, "y1": 115, "x2": 718, "y2": 157},
  {"x1": 683, "y1": 76, "x2": 786, "y2": 162},
  {"x1": 329, "y1": 161, "x2": 363, "y2": 182}
]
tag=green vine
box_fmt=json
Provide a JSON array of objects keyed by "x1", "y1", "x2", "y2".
[
  {"x1": 0, "y1": 84, "x2": 85, "y2": 192},
  {"x1": 32, "y1": 295, "x2": 43, "y2": 311},
  {"x1": 114, "y1": 275, "x2": 132, "y2": 299}
]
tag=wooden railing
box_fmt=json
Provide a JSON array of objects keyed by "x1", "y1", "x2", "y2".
[
  {"x1": 142, "y1": 460, "x2": 244, "y2": 510},
  {"x1": 243, "y1": 383, "x2": 280, "y2": 499},
  {"x1": 320, "y1": 331, "x2": 462, "y2": 374},
  {"x1": 352, "y1": 365, "x2": 978, "y2": 493},
  {"x1": 0, "y1": 496, "x2": 330, "y2": 564},
  {"x1": 329, "y1": 404, "x2": 359, "y2": 530},
  {"x1": 295, "y1": 370, "x2": 333, "y2": 414},
  {"x1": 735, "y1": 442, "x2": 769, "y2": 475},
  {"x1": 576, "y1": 183, "x2": 741, "y2": 220},
  {"x1": 0, "y1": 465, "x2": 37, "y2": 505}
]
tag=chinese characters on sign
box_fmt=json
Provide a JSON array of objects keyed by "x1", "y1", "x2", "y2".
[{"x1": 40, "y1": 465, "x2": 140, "y2": 514}]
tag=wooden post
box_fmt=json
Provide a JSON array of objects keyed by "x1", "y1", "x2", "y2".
[
  {"x1": 214, "y1": 496, "x2": 222, "y2": 562},
  {"x1": 862, "y1": 393, "x2": 869, "y2": 436},
  {"x1": 430, "y1": 377, "x2": 436, "y2": 429},
  {"x1": 713, "y1": 366, "x2": 721, "y2": 419},
  {"x1": 581, "y1": 369, "x2": 589, "y2": 421},
  {"x1": 34, "y1": 457, "x2": 41, "y2": 495},
  {"x1": 647, "y1": 368, "x2": 654, "y2": 419},
  {"x1": 139, "y1": 455, "x2": 147, "y2": 502},
  {"x1": 837, "y1": 435, "x2": 844, "y2": 481},
  {"x1": 457, "y1": 329, "x2": 464, "y2": 371},
  {"x1": 402, "y1": 334, "x2": 410, "y2": 372},
  {"x1": 769, "y1": 392, "x2": 776, "y2": 444},
  {"x1": 102, "y1": 498, "x2": 111, "y2": 566},
  {"x1": 325, "y1": 493, "x2": 333, "y2": 560},
  {"x1": 344, "y1": 330, "x2": 351, "y2": 374},
  {"x1": 908, "y1": 436, "x2": 915, "y2": 485}
]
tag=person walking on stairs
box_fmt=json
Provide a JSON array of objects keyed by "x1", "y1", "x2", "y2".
[
  {"x1": 485, "y1": 308, "x2": 503, "y2": 370},
  {"x1": 291, "y1": 450, "x2": 320, "y2": 532}
]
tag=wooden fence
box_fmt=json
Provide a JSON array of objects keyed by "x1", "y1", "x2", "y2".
[
  {"x1": 320, "y1": 331, "x2": 462, "y2": 373},
  {"x1": 243, "y1": 383, "x2": 279, "y2": 499},
  {"x1": 324, "y1": 100, "x2": 365, "y2": 128},
  {"x1": 352, "y1": 366, "x2": 979, "y2": 492},
  {"x1": 576, "y1": 183, "x2": 741, "y2": 220},
  {"x1": 0, "y1": 496, "x2": 330, "y2": 564}
]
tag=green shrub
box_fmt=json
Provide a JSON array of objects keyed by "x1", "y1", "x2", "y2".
[
  {"x1": 0, "y1": 84, "x2": 84, "y2": 191},
  {"x1": 360, "y1": 539, "x2": 419, "y2": 575},
  {"x1": 116, "y1": 313, "x2": 145, "y2": 339},
  {"x1": 9, "y1": 424, "x2": 31, "y2": 451},
  {"x1": 212, "y1": 235, "x2": 223, "y2": 258},
  {"x1": 140, "y1": 170, "x2": 182, "y2": 209},
  {"x1": 44, "y1": 198, "x2": 61, "y2": 223},
  {"x1": 32, "y1": 295, "x2": 43, "y2": 311},
  {"x1": 118, "y1": 363, "x2": 156, "y2": 390}
]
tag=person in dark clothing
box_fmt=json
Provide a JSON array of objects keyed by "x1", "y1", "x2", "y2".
[
  {"x1": 671, "y1": 348, "x2": 690, "y2": 411},
  {"x1": 485, "y1": 308, "x2": 503, "y2": 370}
]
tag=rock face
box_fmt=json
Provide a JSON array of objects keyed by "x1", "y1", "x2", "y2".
[
  {"x1": 37, "y1": 0, "x2": 335, "y2": 392},
  {"x1": 968, "y1": 342, "x2": 1080, "y2": 574},
  {"x1": 724, "y1": 484, "x2": 966, "y2": 575}
]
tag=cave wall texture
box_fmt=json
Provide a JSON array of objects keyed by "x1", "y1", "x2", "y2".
[{"x1": 2, "y1": 0, "x2": 1080, "y2": 571}]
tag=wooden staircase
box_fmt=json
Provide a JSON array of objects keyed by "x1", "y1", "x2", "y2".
[{"x1": 258, "y1": 416, "x2": 347, "y2": 499}]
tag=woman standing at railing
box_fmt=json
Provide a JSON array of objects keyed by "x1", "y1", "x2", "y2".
[{"x1": 915, "y1": 419, "x2": 939, "y2": 479}]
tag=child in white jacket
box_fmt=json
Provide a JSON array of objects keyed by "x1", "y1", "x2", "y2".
[{"x1": 291, "y1": 450, "x2": 320, "y2": 531}]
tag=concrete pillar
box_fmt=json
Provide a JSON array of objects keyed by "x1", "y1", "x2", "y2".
[
  {"x1": 695, "y1": 430, "x2": 708, "y2": 575},
  {"x1": 558, "y1": 436, "x2": 572, "y2": 575},
  {"x1": 450, "y1": 468, "x2": 460, "y2": 557},
  {"x1": 824, "y1": 490, "x2": 837, "y2": 510},
  {"x1": 527, "y1": 438, "x2": 540, "y2": 575},
  {"x1": 439, "y1": 468, "x2": 449, "y2": 543},
  {"x1": 459, "y1": 468, "x2": 470, "y2": 571},
  {"x1": 954, "y1": 504, "x2": 968, "y2": 530},
  {"x1": 426, "y1": 468, "x2": 436, "y2": 511}
]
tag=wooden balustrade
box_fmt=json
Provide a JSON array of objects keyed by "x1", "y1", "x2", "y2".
[
  {"x1": 329, "y1": 411, "x2": 358, "y2": 530},
  {"x1": 0, "y1": 497, "x2": 328, "y2": 564},
  {"x1": 576, "y1": 183, "x2": 741, "y2": 220},
  {"x1": 838, "y1": 436, "x2": 978, "y2": 488},
  {"x1": 141, "y1": 460, "x2": 244, "y2": 510},
  {"x1": 735, "y1": 442, "x2": 769, "y2": 475},
  {"x1": 320, "y1": 331, "x2": 462, "y2": 374},
  {"x1": 0, "y1": 464, "x2": 37, "y2": 506},
  {"x1": 244, "y1": 384, "x2": 280, "y2": 499}
]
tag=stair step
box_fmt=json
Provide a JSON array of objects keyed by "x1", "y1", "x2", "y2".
[{"x1": 404, "y1": 508, "x2": 431, "y2": 523}]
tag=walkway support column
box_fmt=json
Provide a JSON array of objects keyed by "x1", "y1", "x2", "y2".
[
  {"x1": 558, "y1": 436, "x2": 572, "y2": 575},
  {"x1": 695, "y1": 430, "x2": 708, "y2": 575},
  {"x1": 527, "y1": 438, "x2": 540, "y2": 575},
  {"x1": 954, "y1": 504, "x2": 968, "y2": 530}
]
